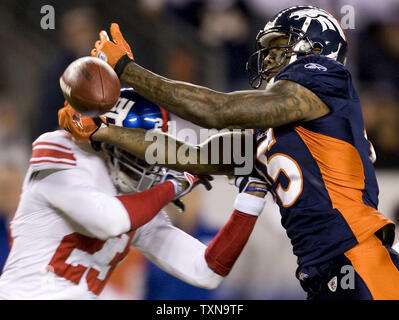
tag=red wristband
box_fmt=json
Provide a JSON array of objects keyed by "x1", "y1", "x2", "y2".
[{"x1": 116, "y1": 181, "x2": 175, "y2": 230}]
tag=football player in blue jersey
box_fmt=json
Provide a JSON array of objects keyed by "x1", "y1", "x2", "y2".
[{"x1": 61, "y1": 5, "x2": 399, "y2": 299}]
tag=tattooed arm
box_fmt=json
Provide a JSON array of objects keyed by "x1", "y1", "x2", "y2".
[
  {"x1": 93, "y1": 126, "x2": 250, "y2": 175},
  {"x1": 119, "y1": 62, "x2": 329, "y2": 129}
]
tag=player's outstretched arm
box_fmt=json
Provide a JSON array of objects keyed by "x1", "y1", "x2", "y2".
[
  {"x1": 121, "y1": 63, "x2": 329, "y2": 129},
  {"x1": 93, "y1": 125, "x2": 249, "y2": 175},
  {"x1": 92, "y1": 24, "x2": 329, "y2": 130},
  {"x1": 33, "y1": 168, "x2": 205, "y2": 240},
  {"x1": 133, "y1": 176, "x2": 268, "y2": 289},
  {"x1": 58, "y1": 105, "x2": 246, "y2": 175}
]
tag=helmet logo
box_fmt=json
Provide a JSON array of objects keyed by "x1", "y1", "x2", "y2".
[
  {"x1": 304, "y1": 63, "x2": 327, "y2": 71},
  {"x1": 103, "y1": 97, "x2": 134, "y2": 126},
  {"x1": 290, "y1": 8, "x2": 346, "y2": 40}
]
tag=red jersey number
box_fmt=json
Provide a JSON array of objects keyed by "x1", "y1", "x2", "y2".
[{"x1": 48, "y1": 232, "x2": 134, "y2": 295}]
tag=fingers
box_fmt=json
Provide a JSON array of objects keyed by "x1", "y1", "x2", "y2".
[
  {"x1": 91, "y1": 41, "x2": 101, "y2": 57},
  {"x1": 91, "y1": 48, "x2": 97, "y2": 57},
  {"x1": 58, "y1": 106, "x2": 71, "y2": 131},
  {"x1": 92, "y1": 32, "x2": 108, "y2": 57},
  {"x1": 93, "y1": 23, "x2": 134, "y2": 61},
  {"x1": 198, "y1": 175, "x2": 214, "y2": 181},
  {"x1": 98, "y1": 115, "x2": 107, "y2": 124},
  {"x1": 110, "y1": 23, "x2": 134, "y2": 59},
  {"x1": 99, "y1": 30, "x2": 109, "y2": 41},
  {"x1": 110, "y1": 23, "x2": 122, "y2": 43},
  {"x1": 198, "y1": 178, "x2": 213, "y2": 191}
]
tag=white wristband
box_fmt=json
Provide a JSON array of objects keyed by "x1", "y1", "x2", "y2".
[{"x1": 234, "y1": 193, "x2": 266, "y2": 216}]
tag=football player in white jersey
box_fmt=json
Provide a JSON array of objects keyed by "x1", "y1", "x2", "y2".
[{"x1": 0, "y1": 90, "x2": 268, "y2": 299}]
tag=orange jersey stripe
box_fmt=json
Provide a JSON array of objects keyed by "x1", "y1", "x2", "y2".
[
  {"x1": 295, "y1": 126, "x2": 393, "y2": 243},
  {"x1": 345, "y1": 235, "x2": 399, "y2": 300}
]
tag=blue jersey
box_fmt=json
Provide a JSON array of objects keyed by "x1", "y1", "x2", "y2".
[{"x1": 254, "y1": 55, "x2": 393, "y2": 267}]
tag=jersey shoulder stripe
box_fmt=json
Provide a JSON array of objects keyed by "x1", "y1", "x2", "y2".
[
  {"x1": 30, "y1": 130, "x2": 77, "y2": 171},
  {"x1": 32, "y1": 141, "x2": 72, "y2": 151}
]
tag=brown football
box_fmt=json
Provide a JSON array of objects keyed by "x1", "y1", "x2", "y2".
[{"x1": 59, "y1": 56, "x2": 120, "y2": 117}]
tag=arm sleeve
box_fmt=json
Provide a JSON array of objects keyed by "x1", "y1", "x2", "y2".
[
  {"x1": 133, "y1": 211, "x2": 224, "y2": 290},
  {"x1": 133, "y1": 193, "x2": 264, "y2": 289},
  {"x1": 33, "y1": 169, "x2": 132, "y2": 240},
  {"x1": 33, "y1": 168, "x2": 176, "y2": 240}
]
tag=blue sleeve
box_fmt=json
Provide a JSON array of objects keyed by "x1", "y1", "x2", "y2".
[{"x1": 275, "y1": 55, "x2": 354, "y2": 114}]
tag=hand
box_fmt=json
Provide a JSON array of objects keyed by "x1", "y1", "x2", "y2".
[
  {"x1": 58, "y1": 102, "x2": 107, "y2": 146},
  {"x1": 91, "y1": 23, "x2": 134, "y2": 70},
  {"x1": 162, "y1": 171, "x2": 213, "y2": 200},
  {"x1": 235, "y1": 176, "x2": 268, "y2": 198}
]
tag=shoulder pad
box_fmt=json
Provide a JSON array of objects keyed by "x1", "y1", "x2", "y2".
[
  {"x1": 275, "y1": 54, "x2": 352, "y2": 100},
  {"x1": 30, "y1": 130, "x2": 77, "y2": 172},
  {"x1": 278, "y1": 55, "x2": 347, "y2": 77}
]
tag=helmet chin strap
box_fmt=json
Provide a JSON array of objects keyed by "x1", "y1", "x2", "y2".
[
  {"x1": 289, "y1": 54, "x2": 298, "y2": 64},
  {"x1": 289, "y1": 42, "x2": 300, "y2": 64},
  {"x1": 265, "y1": 77, "x2": 276, "y2": 89},
  {"x1": 289, "y1": 42, "x2": 301, "y2": 64}
]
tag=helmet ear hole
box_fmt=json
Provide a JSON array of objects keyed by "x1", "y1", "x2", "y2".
[{"x1": 312, "y1": 42, "x2": 324, "y2": 54}]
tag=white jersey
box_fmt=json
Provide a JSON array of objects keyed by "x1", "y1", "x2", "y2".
[{"x1": 0, "y1": 130, "x2": 221, "y2": 299}]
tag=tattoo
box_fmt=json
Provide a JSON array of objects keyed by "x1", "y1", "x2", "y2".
[
  {"x1": 121, "y1": 62, "x2": 225, "y2": 128},
  {"x1": 221, "y1": 80, "x2": 329, "y2": 128},
  {"x1": 96, "y1": 125, "x2": 235, "y2": 175},
  {"x1": 121, "y1": 62, "x2": 329, "y2": 129}
]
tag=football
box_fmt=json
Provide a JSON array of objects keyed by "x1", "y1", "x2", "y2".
[{"x1": 59, "y1": 56, "x2": 120, "y2": 117}]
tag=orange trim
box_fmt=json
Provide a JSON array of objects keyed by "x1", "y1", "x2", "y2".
[
  {"x1": 324, "y1": 8, "x2": 348, "y2": 41},
  {"x1": 363, "y1": 129, "x2": 376, "y2": 164},
  {"x1": 345, "y1": 235, "x2": 399, "y2": 300},
  {"x1": 255, "y1": 129, "x2": 276, "y2": 172},
  {"x1": 267, "y1": 153, "x2": 303, "y2": 207},
  {"x1": 267, "y1": 128, "x2": 276, "y2": 151},
  {"x1": 295, "y1": 126, "x2": 392, "y2": 242}
]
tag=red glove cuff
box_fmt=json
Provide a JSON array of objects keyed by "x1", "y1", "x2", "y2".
[
  {"x1": 116, "y1": 181, "x2": 175, "y2": 230},
  {"x1": 204, "y1": 210, "x2": 257, "y2": 276}
]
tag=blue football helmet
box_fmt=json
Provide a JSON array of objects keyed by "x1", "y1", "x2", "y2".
[
  {"x1": 102, "y1": 88, "x2": 169, "y2": 193},
  {"x1": 246, "y1": 5, "x2": 348, "y2": 88}
]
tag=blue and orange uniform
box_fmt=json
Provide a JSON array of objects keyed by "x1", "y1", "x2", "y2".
[{"x1": 254, "y1": 54, "x2": 399, "y2": 299}]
